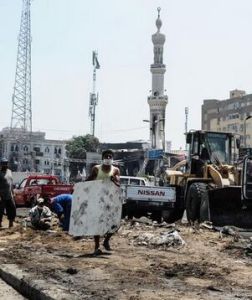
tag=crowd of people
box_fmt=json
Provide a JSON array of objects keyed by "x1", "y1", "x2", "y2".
[{"x1": 0, "y1": 149, "x2": 120, "y2": 255}]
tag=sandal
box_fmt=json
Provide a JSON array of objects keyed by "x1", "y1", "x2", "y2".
[{"x1": 93, "y1": 248, "x2": 103, "y2": 256}]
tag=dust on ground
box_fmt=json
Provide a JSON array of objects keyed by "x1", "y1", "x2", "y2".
[{"x1": 0, "y1": 212, "x2": 252, "y2": 300}]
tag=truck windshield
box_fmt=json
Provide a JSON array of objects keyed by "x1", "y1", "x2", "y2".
[{"x1": 205, "y1": 133, "x2": 231, "y2": 164}]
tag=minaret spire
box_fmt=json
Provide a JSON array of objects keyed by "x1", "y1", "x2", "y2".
[
  {"x1": 156, "y1": 7, "x2": 162, "y2": 32},
  {"x1": 147, "y1": 8, "x2": 168, "y2": 150}
]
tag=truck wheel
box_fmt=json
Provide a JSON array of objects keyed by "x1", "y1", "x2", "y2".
[
  {"x1": 186, "y1": 183, "x2": 207, "y2": 222},
  {"x1": 199, "y1": 191, "x2": 210, "y2": 222},
  {"x1": 152, "y1": 212, "x2": 162, "y2": 223}
]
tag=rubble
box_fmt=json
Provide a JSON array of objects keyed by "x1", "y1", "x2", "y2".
[
  {"x1": 130, "y1": 216, "x2": 153, "y2": 225},
  {"x1": 0, "y1": 214, "x2": 252, "y2": 299},
  {"x1": 134, "y1": 230, "x2": 185, "y2": 248}
]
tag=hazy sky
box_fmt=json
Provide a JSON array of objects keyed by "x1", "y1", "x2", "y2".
[{"x1": 1, "y1": 0, "x2": 252, "y2": 149}]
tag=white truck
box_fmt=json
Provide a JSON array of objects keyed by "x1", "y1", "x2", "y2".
[{"x1": 121, "y1": 176, "x2": 178, "y2": 222}]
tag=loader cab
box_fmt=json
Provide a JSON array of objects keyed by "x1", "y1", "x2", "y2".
[
  {"x1": 242, "y1": 155, "x2": 252, "y2": 201},
  {"x1": 186, "y1": 131, "x2": 233, "y2": 176}
]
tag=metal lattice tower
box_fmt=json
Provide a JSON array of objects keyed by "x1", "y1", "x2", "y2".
[
  {"x1": 11, "y1": 0, "x2": 32, "y2": 132},
  {"x1": 89, "y1": 51, "x2": 100, "y2": 136}
]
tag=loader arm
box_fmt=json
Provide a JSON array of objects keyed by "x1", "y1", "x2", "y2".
[
  {"x1": 171, "y1": 159, "x2": 187, "y2": 171},
  {"x1": 207, "y1": 165, "x2": 228, "y2": 188}
]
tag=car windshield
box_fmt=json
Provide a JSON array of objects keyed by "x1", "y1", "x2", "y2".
[{"x1": 205, "y1": 133, "x2": 231, "y2": 164}]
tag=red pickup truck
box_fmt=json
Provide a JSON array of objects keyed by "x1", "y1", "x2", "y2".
[{"x1": 14, "y1": 175, "x2": 74, "y2": 206}]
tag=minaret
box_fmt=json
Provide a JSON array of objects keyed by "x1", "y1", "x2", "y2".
[{"x1": 147, "y1": 7, "x2": 168, "y2": 150}]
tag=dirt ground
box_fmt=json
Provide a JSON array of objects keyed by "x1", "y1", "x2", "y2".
[{"x1": 0, "y1": 212, "x2": 252, "y2": 300}]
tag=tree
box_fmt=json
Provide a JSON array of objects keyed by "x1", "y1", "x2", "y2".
[
  {"x1": 65, "y1": 134, "x2": 100, "y2": 180},
  {"x1": 66, "y1": 134, "x2": 100, "y2": 158}
]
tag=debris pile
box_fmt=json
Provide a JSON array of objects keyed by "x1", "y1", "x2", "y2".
[{"x1": 134, "y1": 230, "x2": 186, "y2": 249}]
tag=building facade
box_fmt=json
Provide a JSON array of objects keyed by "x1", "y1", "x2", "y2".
[
  {"x1": 147, "y1": 8, "x2": 168, "y2": 150},
  {"x1": 0, "y1": 127, "x2": 68, "y2": 178},
  {"x1": 202, "y1": 89, "x2": 252, "y2": 146}
]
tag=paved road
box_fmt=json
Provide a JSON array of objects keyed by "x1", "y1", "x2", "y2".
[{"x1": 0, "y1": 277, "x2": 26, "y2": 299}]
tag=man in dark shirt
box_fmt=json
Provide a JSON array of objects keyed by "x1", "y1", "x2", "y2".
[
  {"x1": 51, "y1": 194, "x2": 72, "y2": 231},
  {"x1": 0, "y1": 158, "x2": 16, "y2": 228}
]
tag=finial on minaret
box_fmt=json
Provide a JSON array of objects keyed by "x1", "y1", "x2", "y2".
[{"x1": 156, "y1": 7, "x2": 162, "y2": 32}]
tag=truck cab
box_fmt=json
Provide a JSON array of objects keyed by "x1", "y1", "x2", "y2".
[{"x1": 14, "y1": 175, "x2": 73, "y2": 206}]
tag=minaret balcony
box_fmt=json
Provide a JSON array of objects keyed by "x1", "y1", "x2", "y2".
[
  {"x1": 148, "y1": 95, "x2": 168, "y2": 101},
  {"x1": 151, "y1": 64, "x2": 166, "y2": 69}
]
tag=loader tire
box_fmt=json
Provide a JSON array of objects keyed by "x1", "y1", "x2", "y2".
[
  {"x1": 186, "y1": 182, "x2": 208, "y2": 222},
  {"x1": 199, "y1": 191, "x2": 210, "y2": 222}
]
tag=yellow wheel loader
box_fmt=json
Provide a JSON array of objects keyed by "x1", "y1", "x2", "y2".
[{"x1": 165, "y1": 130, "x2": 252, "y2": 228}]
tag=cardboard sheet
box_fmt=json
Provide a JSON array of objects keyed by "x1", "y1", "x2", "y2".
[{"x1": 69, "y1": 180, "x2": 122, "y2": 236}]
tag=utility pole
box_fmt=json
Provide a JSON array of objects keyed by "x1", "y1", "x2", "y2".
[
  {"x1": 89, "y1": 51, "x2": 100, "y2": 136},
  {"x1": 185, "y1": 107, "x2": 189, "y2": 152}
]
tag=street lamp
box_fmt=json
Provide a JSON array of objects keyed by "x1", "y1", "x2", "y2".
[{"x1": 244, "y1": 115, "x2": 252, "y2": 147}]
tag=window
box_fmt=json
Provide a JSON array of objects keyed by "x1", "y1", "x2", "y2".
[
  {"x1": 120, "y1": 178, "x2": 129, "y2": 185},
  {"x1": 45, "y1": 147, "x2": 50, "y2": 153},
  {"x1": 19, "y1": 179, "x2": 28, "y2": 188},
  {"x1": 23, "y1": 159, "x2": 28, "y2": 164}
]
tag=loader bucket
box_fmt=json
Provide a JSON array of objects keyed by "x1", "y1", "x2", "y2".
[{"x1": 206, "y1": 186, "x2": 252, "y2": 228}]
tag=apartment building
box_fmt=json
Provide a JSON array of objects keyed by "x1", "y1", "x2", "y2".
[
  {"x1": 0, "y1": 127, "x2": 68, "y2": 178},
  {"x1": 202, "y1": 89, "x2": 252, "y2": 146}
]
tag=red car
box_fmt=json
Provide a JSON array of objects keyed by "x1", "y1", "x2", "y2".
[{"x1": 14, "y1": 175, "x2": 74, "y2": 206}]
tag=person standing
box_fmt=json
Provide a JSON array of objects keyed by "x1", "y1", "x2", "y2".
[
  {"x1": 86, "y1": 149, "x2": 120, "y2": 255},
  {"x1": 29, "y1": 198, "x2": 52, "y2": 230},
  {"x1": 0, "y1": 158, "x2": 16, "y2": 228},
  {"x1": 50, "y1": 194, "x2": 73, "y2": 231}
]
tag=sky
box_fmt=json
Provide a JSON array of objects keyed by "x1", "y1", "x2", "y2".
[{"x1": 1, "y1": 0, "x2": 252, "y2": 150}]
